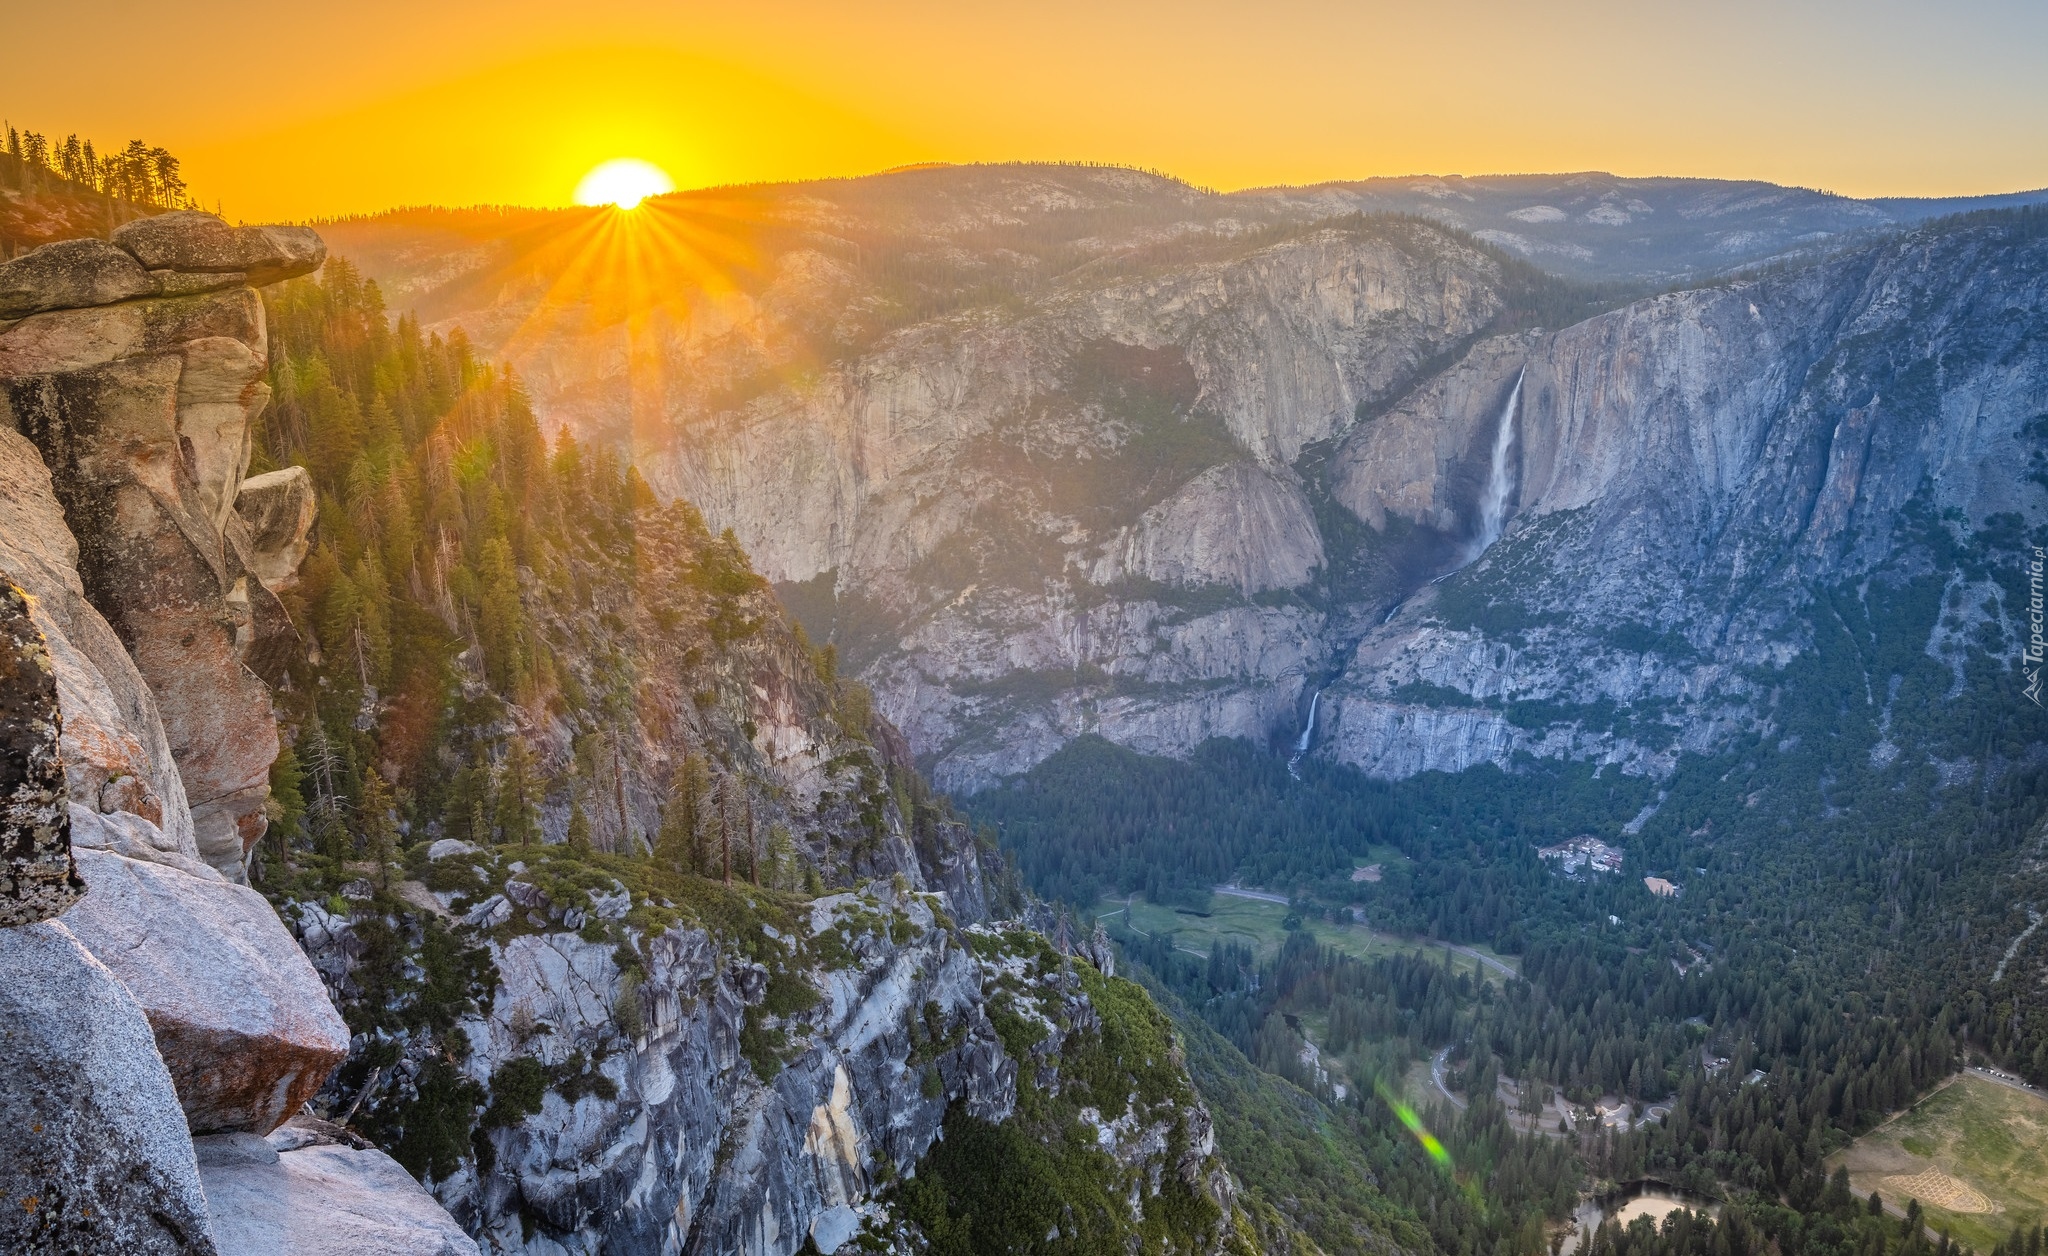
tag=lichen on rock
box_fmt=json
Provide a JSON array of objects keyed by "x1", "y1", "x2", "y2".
[{"x1": 0, "y1": 576, "x2": 81, "y2": 926}]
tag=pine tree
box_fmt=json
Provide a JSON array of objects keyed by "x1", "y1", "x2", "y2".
[
  {"x1": 655, "y1": 782, "x2": 694, "y2": 876},
  {"x1": 300, "y1": 719, "x2": 350, "y2": 861},
  {"x1": 350, "y1": 550, "x2": 393, "y2": 688},
  {"x1": 477, "y1": 538, "x2": 529, "y2": 698},
  {"x1": 357, "y1": 768, "x2": 401, "y2": 887},
  {"x1": 495, "y1": 741, "x2": 539, "y2": 847},
  {"x1": 567, "y1": 798, "x2": 592, "y2": 856},
  {"x1": 719, "y1": 772, "x2": 736, "y2": 886},
  {"x1": 745, "y1": 788, "x2": 760, "y2": 886},
  {"x1": 656, "y1": 754, "x2": 711, "y2": 875},
  {"x1": 766, "y1": 824, "x2": 794, "y2": 890}
]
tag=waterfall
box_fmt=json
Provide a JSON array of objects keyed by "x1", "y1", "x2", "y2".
[
  {"x1": 1466, "y1": 369, "x2": 1524, "y2": 562},
  {"x1": 1287, "y1": 688, "x2": 1322, "y2": 779}
]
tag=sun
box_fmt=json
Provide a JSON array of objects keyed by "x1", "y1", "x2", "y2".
[{"x1": 574, "y1": 158, "x2": 675, "y2": 209}]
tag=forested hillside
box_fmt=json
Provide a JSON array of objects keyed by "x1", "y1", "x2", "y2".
[{"x1": 251, "y1": 256, "x2": 946, "y2": 889}]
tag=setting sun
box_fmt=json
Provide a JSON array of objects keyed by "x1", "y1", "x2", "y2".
[{"x1": 574, "y1": 157, "x2": 675, "y2": 209}]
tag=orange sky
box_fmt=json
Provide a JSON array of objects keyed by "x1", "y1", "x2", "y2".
[{"x1": 10, "y1": 0, "x2": 2047, "y2": 220}]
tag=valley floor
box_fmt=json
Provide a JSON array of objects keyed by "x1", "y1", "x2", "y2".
[{"x1": 1090, "y1": 890, "x2": 1518, "y2": 980}]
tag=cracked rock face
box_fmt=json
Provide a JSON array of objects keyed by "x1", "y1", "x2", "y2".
[
  {"x1": 64, "y1": 846, "x2": 352, "y2": 1134},
  {"x1": 643, "y1": 221, "x2": 1499, "y2": 790},
  {"x1": 353, "y1": 882, "x2": 1010, "y2": 1255},
  {"x1": 296, "y1": 867, "x2": 1254, "y2": 1256},
  {"x1": 0, "y1": 577, "x2": 81, "y2": 926},
  {"x1": 0, "y1": 212, "x2": 323, "y2": 876},
  {"x1": 0, "y1": 237, "x2": 156, "y2": 319},
  {"x1": 0, "y1": 920, "x2": 219, "y2": 1255}
]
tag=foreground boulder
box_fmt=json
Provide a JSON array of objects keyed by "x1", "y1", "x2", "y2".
[
  {"x1": 0, "y1": 578, "x2": 80, "y2": 926},
  {"x1": 66, "y1": 846, "x2": 351, "y2": 1133},
  {"x1": 199, "y1": 1119, "x2": 480, "y2": 1256},
  {"x1": 0, "y1": 920, "x2": 218, "y2": 1254}
]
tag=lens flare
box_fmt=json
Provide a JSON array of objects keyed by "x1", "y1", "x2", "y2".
[
  {"x1": 1378, "y1": 1082, "x2": 1454, "y2": 1170},
  {"x1": 574, "y1": 158, "x2": 675, "y2": 209}
]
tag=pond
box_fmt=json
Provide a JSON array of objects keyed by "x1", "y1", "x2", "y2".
[{"x1": 1557, "y1": 1182, "x2": 1722, "y2": 1255}]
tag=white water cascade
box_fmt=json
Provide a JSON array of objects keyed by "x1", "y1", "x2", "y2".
[
  {"x1": 1287, "y1": 688, "x2": 1322, "y2": 779},
  {"x1": 1465, "y1": 369, "x2": 1524, "y2": 563}
]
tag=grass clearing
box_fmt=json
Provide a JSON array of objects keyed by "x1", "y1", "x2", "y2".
[
  {"x1": 1832, "y1": 1075, "x2": 2048, "y2": 1251},
  {"x1": 1090, "y1": 892, "x2": 1516, "y2": 984}
]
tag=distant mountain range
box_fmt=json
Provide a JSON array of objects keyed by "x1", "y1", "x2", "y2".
[{"x1": 311, "y1": 165, "x2": 2048, "y2": 790}]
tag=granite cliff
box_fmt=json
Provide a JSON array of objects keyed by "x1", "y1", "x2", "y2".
[{"x1": 319, "y1": 169, "x2": 2048, "y2": 793}]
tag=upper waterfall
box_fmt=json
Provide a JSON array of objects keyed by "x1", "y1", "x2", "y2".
[
  {"x1": 1466, "y1": 369, "x2": 1524, "y2": 562},
  {"x1": 1287, "y1": 688, "x2": 1322, "y2": 779}
]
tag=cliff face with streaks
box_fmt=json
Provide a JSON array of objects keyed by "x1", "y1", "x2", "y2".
[
  {"x1": 317, "y1": 166, "x2": 2046, "y2": 795},
  {"x1": 1317, "y1": 223, "x2": 2045, "y2": 779}
]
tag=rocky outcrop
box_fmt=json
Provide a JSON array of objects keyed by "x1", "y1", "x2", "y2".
[
  {"x1": 65, "y1": 846, "x2": 351, "y2": 1133},
  {"x1": 200, "y1": 1120, "x2": 482, "y2": 1256},
  {"x1": 0, "y1": 211, "x2": 322, "y2": 876},
  {"x1": 0, "y1": 217, "x2": 481, "y2": 1254},
  {"x1": 0, "y1": 578, "x2": 80, "y2": 926},
  {"x1": 0, "y1": 919, "x2": 218, "y2": 1255},
  {"x1": 233, "y1": 465, "x2": 318, "y2": 590},
  {"x1": 293, "y1": 865, "x2": 1254, "y2": 1255},
  {"x1": 113, "y1": 211, "x2": 327, "y2": 289},
  {"x1": 294, "y1": 875, "x2": 1007, "y2": 1253},
  {"x1": 0, "y1": 425, "x2": 194, "y2": 853}
]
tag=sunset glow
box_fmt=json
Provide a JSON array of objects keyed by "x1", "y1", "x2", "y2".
[
  {"x1": 10, "y1": 1, "x2": 2046, "y2": 219},
  {"x1": 574, "y1": 158, "x2": 675, "y2": 209}
]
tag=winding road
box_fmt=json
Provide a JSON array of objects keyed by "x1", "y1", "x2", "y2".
[
  {"x1": 1965, "y1": 1065, "x2": 2040, "y2": 1095},
  {"x1": 1430, "y1": 1046, "x2": 1469, "y2": 1110}
]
